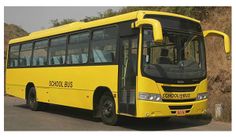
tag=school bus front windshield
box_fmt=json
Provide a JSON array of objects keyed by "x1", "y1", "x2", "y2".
[
  {"x1": 141, "y1": 15, "x2": 206, "y2": 84},
  {"x1": 142, "y1": 29, "x2": 206, "y2": 84}
]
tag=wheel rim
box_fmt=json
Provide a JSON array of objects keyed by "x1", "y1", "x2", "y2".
[
  {"x1": 102, "y1": 99, "x2": 113, "y2": 118},
  {"x1": 29, "y1": 91, "x2": 36, "y2": 107}
]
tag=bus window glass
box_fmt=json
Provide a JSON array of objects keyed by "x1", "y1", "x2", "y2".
[
  {"x1": 19, "y1": 43, "x2": 33, "y2": 67},
  {"x1": 142, "y1": 29, "x2": 206, "y2": 82},
  {"x1": 8, "y1": 45, "x2": 20, "y2": 67},
  {"x1": 49, "y1": 36, "x2": 67, "y2": 65},
  {"x1": 91, "y1": 27, "x2": 117, "y2": 63},
  {"x1": 67, "y1": 32, "x2": 89, "y2": 64},
  {"x1": 32, "y1": 40, "x2": 48, "y2": 66}
]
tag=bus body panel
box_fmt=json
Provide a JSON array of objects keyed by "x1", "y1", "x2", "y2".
[
  {"x1": 136, "y1": 76, "x2": 208, "y2": 117},
  {"x1": 136, "y1": 99, "x2": 207, "y2": 118},
  {"x1": 6, "y1": 65, "x2": 118, "y2": 110}
]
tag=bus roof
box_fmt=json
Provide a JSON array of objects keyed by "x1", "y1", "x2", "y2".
[{"x1": 9, "y1": 10, "x2": 200, "y2": 45}]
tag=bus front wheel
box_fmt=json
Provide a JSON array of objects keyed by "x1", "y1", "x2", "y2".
[
  {"x1": 99, "y1": 93, "x2": 118, "y2": 125},
  {"x1": 27, "y1": 87, "x2": 41, "y2": 111}
]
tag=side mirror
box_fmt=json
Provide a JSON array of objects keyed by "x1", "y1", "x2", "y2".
[
  {"x1": 203, "y1": 30, "x2": 231, "y2": 55},
  {"x1": 132, "y1": 19, "x2": 163, "y2": 43}
]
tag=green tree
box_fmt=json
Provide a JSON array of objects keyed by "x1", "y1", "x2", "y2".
[
  {"x1": 80, "y1": 7, "x2": 211, "y2": 22},
  {"x1": 50, "y1": 18, "x2": 76, "y2": 27}
]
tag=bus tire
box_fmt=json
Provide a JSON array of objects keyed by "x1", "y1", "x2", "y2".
[
  {"x1": 99, "y1": 93, "x2": 118, "y2": 125},
  {"x1": 27, "y1": 87, "x2": 41, "y2": 111}
]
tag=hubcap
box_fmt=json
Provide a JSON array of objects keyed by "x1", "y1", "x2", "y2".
[
  {"x1": 102, "y1": 99, "x2": 113, "y2": 118},
  {"x1": 29, "y1": 91, "x2": 36, "y2": 107}
]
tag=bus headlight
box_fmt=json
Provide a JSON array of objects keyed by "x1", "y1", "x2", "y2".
[
  {"x1": 139, "y1": 93, "x2": 162, "y2": 102},
  {"x1": 196, "y1": 92, "x2": 208, "y2": 100}
]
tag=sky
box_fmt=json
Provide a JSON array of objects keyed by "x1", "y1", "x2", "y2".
[{"x1": 4, "y1": 7, "x2": 122, "y2": 33}]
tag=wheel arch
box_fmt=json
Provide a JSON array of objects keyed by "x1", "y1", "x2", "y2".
[{"x1": 93, "y1": 86, "x2": 115, "y2": 118}]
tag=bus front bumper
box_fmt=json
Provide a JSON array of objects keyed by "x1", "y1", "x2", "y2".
[{"x1": 136, "y1": 99, "x2": 207, "y2": 118}]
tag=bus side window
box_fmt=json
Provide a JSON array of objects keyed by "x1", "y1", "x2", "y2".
[
  {"x1": 80, "y1": 54, "x2": 87, "y2": 63},
  {"x1": 32, "y1": 40, "x2": 48, "y2": 67},
  {"x1": 8, "y1": 44, "x2": 20, "y2": 67},
  {"x1": 38, "y1": 57, "x2": 44, "y2": 66},
  {"x1": 67, "y1": 32, "x2": 89, "y2": 65},
  {"x1": 49, "y1": 36, "x2": 67, "y2": 65},
  {"x1": 19, "y1": 43, "x2": 33, "y2": 67},
  {"x1": 90, "y1": 27, "x2": 117, "y2": 63}
]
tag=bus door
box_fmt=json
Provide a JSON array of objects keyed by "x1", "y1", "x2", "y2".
[{"x1": 118, "y1": 36, "x2": 138, "y2": 115}]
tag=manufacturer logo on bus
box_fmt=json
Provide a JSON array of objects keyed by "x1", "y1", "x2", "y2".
[
  {"x1": 162, "y1": 93, "x2": 191, "y2": 99},
  {"x1": 177, "y1": 80, "x2": 185, "y2": 84}
]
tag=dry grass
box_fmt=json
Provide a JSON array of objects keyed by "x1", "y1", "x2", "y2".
[{"x1": 201, "y1": 7, "x2": 231, "y2": 122}]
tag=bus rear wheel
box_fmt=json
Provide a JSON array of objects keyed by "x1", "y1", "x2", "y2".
[
  {"x1": 99, "y1": 93, "x2": 118, "y2": 125},
  {"x1": 27, "y1": 87, "x2": 42, "y2": 111}
]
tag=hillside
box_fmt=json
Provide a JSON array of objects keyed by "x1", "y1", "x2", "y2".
[
  {"x1": 201, "y1": 7, "x2": 231, "y2": 122},
  {"x1": 4, "y1": 23, "x2": 28, "y2": 93},
  {"x1": 4, "y1": 23, "x2": 28, "y2": 53}
]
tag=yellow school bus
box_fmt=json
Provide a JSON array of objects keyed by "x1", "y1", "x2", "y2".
[{"x1": 6, "y1": 10, "x2": 230, "y2": 125}]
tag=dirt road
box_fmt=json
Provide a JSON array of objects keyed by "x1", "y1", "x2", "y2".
[{"x1": 4, "y1": 95, "x2": 231, "y2": 131}]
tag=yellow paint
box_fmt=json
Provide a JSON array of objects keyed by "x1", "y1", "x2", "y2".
[
  {"x1": 203, "y1": 30, "x2": 231, "y2": 54},
  {"x1": 6, "y1": 66, "x2": 118, "y2": 110},
  {"x1": 136, "y1": 76, "x2": 208, "y2": 117},
  {"x1": 6, "y1": 10, "x2": 212, "y2": 118},
  {"x1": 132, "y1": 19, "x2": 163, "y2": 42},
  {"x1": 136, "y1": 99, "x2": 207, "y2": 118}
]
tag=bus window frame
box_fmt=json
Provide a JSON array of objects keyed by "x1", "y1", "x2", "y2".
[
  {"x1": 7, "y1": 24, "x2": 120, "y2": 69},
  {"x1": 18, "y1": 42, "x2": 33, "y2": 67},
  {"x1": 90, "y1": 26, "x2": 119, "y2": 64},
  {"x1": 7, "y1": 44, "x2": 21, "y2": 68},
  {"x1": 66, "y1": 31, "x2": 90, "y2": 65},
  {"x1": 31, "y1": 38, "x2": 49, "y2": 67},
  {"x1": 89, "y1": 25, "x2": 119, "y2": 65},
  {"x1": 48, "y1": 35, "x2": 68, "y2": 66}
]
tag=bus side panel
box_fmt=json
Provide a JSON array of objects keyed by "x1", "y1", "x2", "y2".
[
  {"x1": 5, "y1": 84, "x2": 25, "y2": 99},
  {"x1": 6, "y1": 69, "x2": 26, "y2": 99},
  {"x1": 36, "y1": 87, "x2": 50, "y2": 103},
  {"x1": 45, "y1": 65, "x2": 118, "y2": 110},
  {"x1": 6, "y1": 65, "x2": 118, "y2": 110}
]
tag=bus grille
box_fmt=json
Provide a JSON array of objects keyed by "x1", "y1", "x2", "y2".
[
  {"x1": 169, "y1": 105, "x2": 192, "y2": 114},
  {"x1": 162, "y1": 86, "x2": 196, "y2": 92},
  {"x1": 169, "y1": 105, "x2": 192, "y2": 110},
  {"x1": 162, "y1": 98, "x2": 195, "y2": 102},
  {"x1": 171, "y1": 110, "x2": 190, "y2": 114}
]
